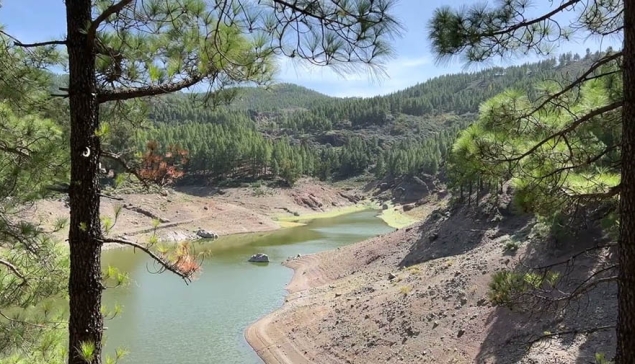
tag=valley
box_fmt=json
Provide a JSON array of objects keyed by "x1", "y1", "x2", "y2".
[
  {"x1": 63, "y1": 51, "x2": 619, "y2": 363},
  {"x1": 0, "y1": 1, "x2": 628, "y2": 363}
]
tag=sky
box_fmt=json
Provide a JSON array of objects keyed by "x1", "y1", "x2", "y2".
[{"x1": 0, "y1": 0, "x2": 623, "y2": 98}]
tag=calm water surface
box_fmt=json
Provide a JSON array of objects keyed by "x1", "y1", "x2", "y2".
[{"x1": 101, "y1": 210, "x2": 393, "y2": 364}]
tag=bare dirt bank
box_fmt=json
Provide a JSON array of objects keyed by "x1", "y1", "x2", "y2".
[
  {"x1": 246, "y1": 191, "x2": 617, "y2": 363},
  {"x1": 28, "y1": 178, "x2": 366, "y2": 248}
]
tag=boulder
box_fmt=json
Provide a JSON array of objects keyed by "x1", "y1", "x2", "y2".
[
  {"x1": 403, "y1": 203, "x2": 415, "y2": 212},
  {"x1": 308, "y1": 194, "x2": 323, "y2": 207},
  {"x1": 338, "y1": 191, "x2": 360, "y2": 203},
  {"x1": 196, "y1": 228, "x2": 218, "y2": 239},
  {"x1": 248, "y1": 253, "x2": 269, "y2": 263}
]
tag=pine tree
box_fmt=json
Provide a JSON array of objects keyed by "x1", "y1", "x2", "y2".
[
  {"x1": 0, "y1": 34, "x2": 69, "y2": 363},
  {"x1": 10, "y1": 1, "x2": 401, "y2": 362},
  {"x1": 428, "y1": 0, "x2": 630, "y2": 360}
]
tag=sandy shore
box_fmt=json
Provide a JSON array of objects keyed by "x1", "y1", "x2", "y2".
[
  {"x1": 25, "y1": 178, "x2": 368, "y2": 249},
  {"x1": 245, "y1": 255, "x2": 335, "y2": 364},
  {"x1": 244, "y1": 190, "x2": 618, "y2": 364},
  {"x1": 243, "y1": 199, "x2": 439, "y2": 363}
]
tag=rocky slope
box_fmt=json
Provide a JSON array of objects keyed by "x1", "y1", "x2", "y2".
[
  {"x1": 247, "y1": 187, "x2": 617, "y2": 363},
  {"x1": 26, "y1": 178, "x2": 366, "y2": 245}
]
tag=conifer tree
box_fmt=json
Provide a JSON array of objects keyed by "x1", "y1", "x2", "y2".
[
  {"x1": 0, "y1": 33, "x2": 69, "y2": 363},
  {"x1": 428, "y1": 0, "x2": 630, "y2": 360},
  {"x1": 10, "y1": 1, "x2": 401, "y2": 362}
]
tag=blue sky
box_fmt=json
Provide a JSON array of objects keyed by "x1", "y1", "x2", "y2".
[{"x1": 0, "y1": 0, "x2": 622, "y2": 97}]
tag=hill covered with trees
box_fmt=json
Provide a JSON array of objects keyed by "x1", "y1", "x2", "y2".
[{"x1": 124, "y1": 50, "x2": 606, "y2": 186}]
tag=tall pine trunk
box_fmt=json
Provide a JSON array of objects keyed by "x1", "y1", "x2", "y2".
[
  {"x1": 618, "y1": 1, "x2": 635, "y2": 361},
  {"x1": 66, "y1": 1, "x2": 104, "y2": 363}
]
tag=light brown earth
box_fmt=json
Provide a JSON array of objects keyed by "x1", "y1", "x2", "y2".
[
  {"x1": 26, "y1": 178, "x2": 367, "y2": 247},
  {"x1": 246, "y1": 189, "x2": 617, "y2": 364}
]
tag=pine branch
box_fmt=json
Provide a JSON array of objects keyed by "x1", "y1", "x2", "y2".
[
  {"x1": 526, "y1": 52, "x2": 622, "y2": 119},
  {"x1": 0, "y1": 258, "x2": 26, "y2": 281},
  {"x1": 538, "y1": 144, "x2": 619, "y2": 181},
  {"x1": 0, "y1": 30, "x2": 66, "y2": 48},
  {"x1": 14, "y1": 40, "x2": 67, "y2": 48},
  {"x1": 0, "y1": 311, "x2": 65, "y2": 328},
  {"x1": 271, "y1": 0, "x2": 349, "y2": 25},
  {"x1": 499, "y1": 101, "x2": 623, "y2": 163},
  {"x1": 99, "y1": 238, "x2": 193, "y2": 283},
  {"x1": 50, "y1": 93, "x2": 70, "y2": 99},
  {"x1": 100, "y1": 194, "x2": 124, "y2": 201},
  {"x1": 99, "y1": 150, "x2": 149, "y2": 189},
  {"x1": 560, "y1": 184, "x2": 621, "y2": 200},
  {"x1": 528, "y1": 242, "x2": 617, "y2": 270},
  {"x1": 534, "y1": 275, "x2": 617, "y2": 304},
  {"x1": 484, "y1": 0, "x2": 582, "y2": 38},
  {"x1": 87, "y1": 0, "x2": 134, "y2": 44},
  {"x1": 528, "y1": 325, "x2": 614, "y2": 345},
  {"x1": 564, "y1": 265, "x2": 618, "y2": 300},
  {"x1": 97, "y1": 74, "x2": 206, "y2": 103},
  {"x1": 45, "y1": 183, "x2": 70, "y2": 194},
  {"x1": 0, "y1": 143, "x2": 30, "y2": 158}
]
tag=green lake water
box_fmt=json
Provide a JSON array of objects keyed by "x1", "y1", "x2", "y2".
[{"x1": 101, "y1": 210, "x2": 393, "y2": 364}]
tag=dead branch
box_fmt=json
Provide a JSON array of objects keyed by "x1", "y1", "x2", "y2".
[
  {"x1": 528, "y1": 242, "x2": 617, "y2": 270},
  {"x1": 560, "y1": 184, "x2": 621, "y2": 200},
  {"x1": 528, "y1": 325, "x2": 614, "y2": 344},
  {"x1": 100, "y1": 194, "x2": 124, "y2": 201},
  {"x1": 99, "y1": 238, "x2": 193, "y2": 283},
  {"x1": 14, "y1": 40, "x2": 67, "y2": 48},
  {"x1": 99, "y1": 150, "x2": 149, "y2": 189},
  {"x1": 97, "y1": 74, "x2": 206, "y2": 103},
  {"x1": 0, "y1": 258, "x2": 26, "y2": 281}
]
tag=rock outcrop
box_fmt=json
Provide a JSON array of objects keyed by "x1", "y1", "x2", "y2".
[{"x1": 196, "y1": 228, "x2": 218, "y2": 239}]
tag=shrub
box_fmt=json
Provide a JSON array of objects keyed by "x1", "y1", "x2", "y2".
[
  {"x1": 503, "y1": 240, "x2": 520, "y2": 253},
  {"x1": 595, "y1": 352, "x2": 613, "y2": 364},
  {"x1": 399, "y1": 286, "x2": 412, "y2": 296},
  {"x1": 488, "y1": 270, "x2": 560, "y2": 309}
]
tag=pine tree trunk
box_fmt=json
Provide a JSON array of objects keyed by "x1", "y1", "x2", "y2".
[
  {"x1": 475, "y1": 176, "x2": 481, "y2": 207},
  {"x1": 66, "y1": 2, "x2": 104, "y2": 363},
  {"x1": 617, "y1": 1, "x2": 635, "y2": 361}
]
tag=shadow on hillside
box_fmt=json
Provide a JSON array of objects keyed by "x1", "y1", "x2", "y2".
[
  {"x1": 474, "y1": 226, "x2": 617, "y2": 363},
  {"x1": 398, "y1": 203, "x2": 532, "y2": 268},
  {"x1": 173, "y1": 185, "x2": 223, "y2": 197},
  {"x1": 174, "y1": 178, "x2": 291, "y2": 197}
]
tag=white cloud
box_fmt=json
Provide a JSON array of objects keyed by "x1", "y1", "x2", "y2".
[{"x1": 274, "y1": 55, "x2": 438, "y2": 98}]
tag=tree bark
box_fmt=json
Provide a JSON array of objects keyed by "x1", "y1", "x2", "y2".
[
  {"x1": 617, "y1": 1, "x2": 635, "y2": 361},
  {"x1": 66, "y1": 1, "x2": 104, "y2": 363}
]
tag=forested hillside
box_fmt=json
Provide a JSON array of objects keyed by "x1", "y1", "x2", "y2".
[{"x1": 123, "y1": 50, "x2": 606, "y2": 185}]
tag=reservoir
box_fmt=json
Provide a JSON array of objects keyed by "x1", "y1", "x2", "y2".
[{"x1": 102, "y1": 210, "x2": 393, "y2": 363}]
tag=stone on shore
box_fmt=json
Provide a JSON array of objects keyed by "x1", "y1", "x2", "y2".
[{"x1": 196, "y1": 228, "x2": 218, "y2": 239}]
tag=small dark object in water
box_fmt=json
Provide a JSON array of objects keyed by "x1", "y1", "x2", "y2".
[{"x1": 248, "y1": 253, "x2": 269, "y2": 263}]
